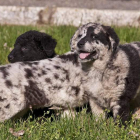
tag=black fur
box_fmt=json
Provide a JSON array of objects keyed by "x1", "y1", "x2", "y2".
[
  {"x1": 8, "y1": 30, "x2": 57, "y2": 63},
  {"x1": 24, "y1": 80, "x2": 49, "y2": 106},
  {"x1": 0, "y1": 67, "x2": 9, "y2": 78},
  {"x1": 24, "y1": 68, "x2": 34, "y2": 79},
  {"x1": 5, "y1": 80, "x2": 13, "y2": 88},
  {"x1": 102, "y1": 25, "x2": 120, "y2": 50},
  {"x1": 58, "y1": 53, "x2": 79, "y2": 66}
]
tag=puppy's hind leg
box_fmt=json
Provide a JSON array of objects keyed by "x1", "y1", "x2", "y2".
[
  {"x1": 0, "y1": 100, "x2": 26, "y2": 122},
  {"x1": 61, "y1": 109, "x2": 76, "y2": 118}
]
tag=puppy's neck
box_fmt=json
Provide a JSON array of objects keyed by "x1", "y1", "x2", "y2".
[
  {"x1": 81, "y1": 61, "x2": 94, "y2": 72},
  {"x1": 93, "y1": 51, "x2": 112, "y2": 71},
  {"x1": 80, "y1": 55, "x2": 110, "y2": 74}
]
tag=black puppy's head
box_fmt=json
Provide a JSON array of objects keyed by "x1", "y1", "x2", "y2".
[
  {"x1": 70, "y1": 23, "x2": 119, "y2": 63},
  {"x1": 8, "y1": 30, "x2": 57, "y2": 63}
]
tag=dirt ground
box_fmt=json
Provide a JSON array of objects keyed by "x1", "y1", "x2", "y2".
[{"x1": 0, "y1": 0, "x2": 140, "y2": 10}]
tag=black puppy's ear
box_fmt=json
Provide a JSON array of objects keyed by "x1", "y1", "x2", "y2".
[
  {"x1": 102, "y1": 25, "x2": 120, "y2": 51},
  {"x1": 41, "y1": 35, "x2": 57, "y2": 57}
]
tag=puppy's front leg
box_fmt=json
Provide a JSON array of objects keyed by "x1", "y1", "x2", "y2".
[
  {"x1": 89, "y1": 99, "x2": 105, "y2": 119},
  {"x1": 61, "y1": 109, "x2": 76, "y2": 118},
  {"x1": 111, "y1": 100, "x2": 130, "y2": 125}
]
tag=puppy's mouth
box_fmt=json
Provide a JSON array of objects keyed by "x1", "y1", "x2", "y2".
[{"x1": 79, "y1": 50, "x2": 98, "y2": 60}]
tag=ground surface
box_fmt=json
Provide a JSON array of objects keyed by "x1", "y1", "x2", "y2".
[{"x1": 0, "y1": 0, "x2": 140, "y2": 10}]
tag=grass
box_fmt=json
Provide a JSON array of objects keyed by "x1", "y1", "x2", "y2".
[
  {"x1": 1, "y1": 24, "x2": 140, "y2": 139},
  {"x1": 1, "y1": 24, "x2": 140, "y2": 64},
  {"x1": 0, "y1": 24, "x2": 76, "y2": 64}
]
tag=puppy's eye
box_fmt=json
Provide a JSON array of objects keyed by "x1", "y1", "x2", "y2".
[
  {"x1": 78, "y1": 34, "x2": 82, "y2": 38},
  {"x1": 91, "y1": 34, "x2": 97, "y2": 39},
  {"x1": 96, "y1": 40, "x2": 99, "y2": 44},
  {"x1": 91, "y1": 34, "x2": 95, "y2": 38},
  {"x1": 22, "y1": 47, "x2": 28, "y2": 51}
]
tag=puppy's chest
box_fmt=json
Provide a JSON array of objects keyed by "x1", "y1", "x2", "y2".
[{"x1": 84, "y1": 71, "x2": 126, "y2": 108}]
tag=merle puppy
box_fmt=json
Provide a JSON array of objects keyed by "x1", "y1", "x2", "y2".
[
  {"x1": 70, "y1": 22, "x2": 140, "y2": 124},
  {"x1": 0, "y1": 51, "x2": 90, "y2": 122},
  {"x1": 8, "y1": 30, "x2": 57, "y2": 63}
]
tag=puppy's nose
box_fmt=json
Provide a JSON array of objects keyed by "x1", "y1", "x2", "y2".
[
  {"x1": 77, "y1": 41, "x2": 84, "y2": 48},
  {"x1": 8, "y1": 55, "x2": 14, "y2": 61}
]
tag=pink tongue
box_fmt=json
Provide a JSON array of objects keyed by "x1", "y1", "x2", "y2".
[{"x1": 79, "y1": 53, "x2": 90, "y2": 59}]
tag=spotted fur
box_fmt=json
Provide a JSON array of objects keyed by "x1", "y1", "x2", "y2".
[
  {"x1": 0, "y1": 52, "x2": 90, "y2": 122},
  {"x1": 71, "y1": 22, "x2": 140, "y2": 124}
]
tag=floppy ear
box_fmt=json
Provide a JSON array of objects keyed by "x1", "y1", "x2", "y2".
[
  {"x1": 102, "y1": 25, "x2": 120, "y2": 51},
  {"x1": 41, "y1": 35, "x2": 57, "y2": 57}
]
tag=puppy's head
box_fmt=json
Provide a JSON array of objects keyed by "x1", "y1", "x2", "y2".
[
  {"x1": 70, "y1": 23, "x2": 119, "y2": 63},
  {"x1": 8, "y1": 30, "x2": 57, "y2": 63}
]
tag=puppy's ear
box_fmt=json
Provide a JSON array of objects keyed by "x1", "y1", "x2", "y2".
[
  {"x1": 103, "y1": 25, "x2": 119, "y2": 51},
  {"x1": 41, "y1": 35, "x2": 57, "y2": 57},
  {"x1": 70, "y1": 36, "x2": 74, "y2": 52},
  {"x1": 70, "y1": 25, "x2": 83, "y2": 52}
]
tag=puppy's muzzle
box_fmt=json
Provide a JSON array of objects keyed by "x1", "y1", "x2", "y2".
[
  {"x1": 8, "y1": 55, "x2": 14, "y2": 62},
  {"x1": 77, "y1": 39, "x2": 87, "y2": 48}
]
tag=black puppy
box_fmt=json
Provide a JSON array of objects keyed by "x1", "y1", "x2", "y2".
[{"x1": 8, "y1": 30, "x2": 57, "y2": 63}]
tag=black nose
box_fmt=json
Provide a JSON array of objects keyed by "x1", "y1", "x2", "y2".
[
  {"x1": 77, "y1": 41, "x2": 85, "y2": 48},
  {"x1": 77, "y1": 38, "x2": 86, "y2": 48},
  {"x1": 8, "y1": 55, "x2": 14, "y2": 61}
]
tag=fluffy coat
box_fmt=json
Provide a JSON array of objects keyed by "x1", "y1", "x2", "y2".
[
  {"x1": 70, "y1": 22, "x2": 140, "y2": 124},
  {"x1": 0, "y1": 52, "x2": 89, "y2": 122}
]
